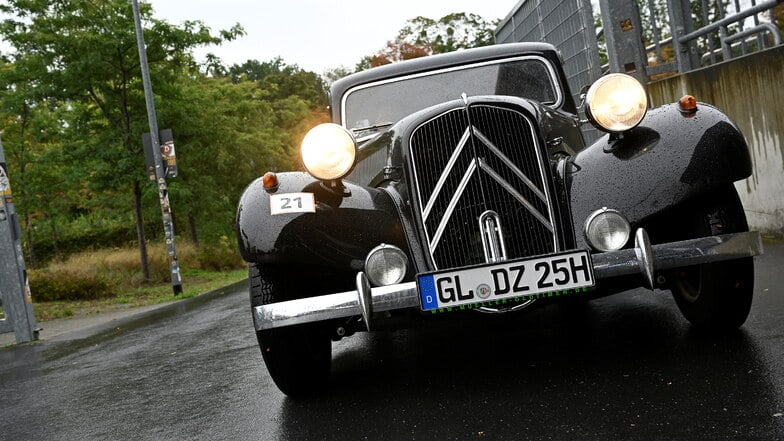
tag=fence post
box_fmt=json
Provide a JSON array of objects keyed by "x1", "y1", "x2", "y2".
[
  {"x1": 667, "y1": 0, "x2": 700, "y2": 72},
  {"x1": 599, "y1": 0, "x2": 649, "y2": 84},
  {"x1": 0, "y1": 136, "x2": 37, "y2": 344}
]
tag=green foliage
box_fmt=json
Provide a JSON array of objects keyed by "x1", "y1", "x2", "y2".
[
  {"x1": 399, "y1": 12, "x2": 498, "y2": 54},
  {"x1": 194, "y1": 238, "x2": 246, "y2": 271},
  {"x1": 360, "y1": 12, "x2": 500, "y2": 68},
  {"x1": 0, "y1": 1, "x2": 327, "y2": 268},
  {"x1": 29, "y1": 269, "x2": 113, "y2": 302}
]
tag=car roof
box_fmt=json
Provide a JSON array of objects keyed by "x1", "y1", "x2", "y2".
[{"x1": 329, "y1": 42, "x2": 571, "y2": 117}]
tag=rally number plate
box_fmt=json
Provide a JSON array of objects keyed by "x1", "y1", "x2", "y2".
[
  {"x1": 269, "y1": 192, "x2": 316, "y2": 215},
  {"x1": 417, "y1": 250, "x2": 595, "y2": 311}
]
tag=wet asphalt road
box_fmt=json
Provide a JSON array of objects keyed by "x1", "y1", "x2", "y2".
[{"x1": 1, "y1": 244, "x2": 783, "y2": 441}]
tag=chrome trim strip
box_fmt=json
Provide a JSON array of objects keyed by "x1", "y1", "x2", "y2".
[
  {"x1": 429, "y1": 159, "x2": 478, "y2": 252},
  {"x1": 479, "y1": 210, "x2": 508, "y2": 263},
  {"x1": 254, "y1": 231, "x2": 764, "y2": 330},
  {"x1": 516, "y1": 109, "x2": 560, "y2": 252},
  {"x1": 422, "y1": 127, "x2": 472, "y2": 222},
  {"x1": 473, "y1": 128, "x2": 547, "y2": 203},
  {"x1": 478, "y1": 158, "x2": 553, "y2": 232}
]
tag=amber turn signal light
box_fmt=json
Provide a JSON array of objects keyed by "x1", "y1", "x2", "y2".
[
  {"x1": 679, "y1": 95, "x2": 698, "y2": 114},
  {"x1": 262, "y1": 172, "x2": 279, "y2": 193}
]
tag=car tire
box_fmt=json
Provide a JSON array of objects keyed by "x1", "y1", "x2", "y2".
[
  {"x1": 249, "y1": 262, "x2": 331, "y2": 398},
  {"x1": 669, "y1": 185, "x2": 754, "y2": 331}
]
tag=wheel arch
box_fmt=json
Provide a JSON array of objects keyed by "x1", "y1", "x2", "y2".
[
  {"x1": 564, "y1": 103, "x2": 752, "y2": 247},
  {"x1": 235, "y1": 172, "x2": 410, "y2": 272}
]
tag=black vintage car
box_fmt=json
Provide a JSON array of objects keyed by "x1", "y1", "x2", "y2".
[{"x1": 235, "y1": 42, "x2": 763, "y2": 397}]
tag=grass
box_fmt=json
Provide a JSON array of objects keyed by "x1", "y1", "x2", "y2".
[
  {"x1": 32, "y1": 269, "x2": 247, "y2": 322},
  {"x1": 26, "y1": 241, "x2": 248, "y2": 322}
]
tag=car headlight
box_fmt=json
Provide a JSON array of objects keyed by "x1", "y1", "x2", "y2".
[
  {"x1": 301, "y1": 123, "x2": 357, "y2": 181},
  {"x1": 584, "y1": 208, "x2": 631, "y2": 252},
  {"x1": 585, "y1": 73, "x2": 648, "y2": 133},
  {"x1": 365, "y1": 244, "x2": 408, "y2": 286}
]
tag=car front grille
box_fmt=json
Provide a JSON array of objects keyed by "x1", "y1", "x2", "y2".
[{"x1": 410, "y1": 104, "x2": 558, "y2": 270}]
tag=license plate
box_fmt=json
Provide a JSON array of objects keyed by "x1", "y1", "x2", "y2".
[{"x1": 417, "y1": 250, "x2": 595, "y2": 311}]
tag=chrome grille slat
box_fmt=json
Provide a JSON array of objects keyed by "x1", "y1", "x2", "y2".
[
  {"x1": 473, "y1": 129, "x2": 547, "y2": 203},
  {"x1": 430, "y1": 159, "x2": 477, "y2": 252},
  {"x1": 477, "y1": 158, "x2": 553, "y2": 232},
  {"x1": 422, "y1": 127, "x2": 472, "y2": 222},
  {"x1": 410, "y1": 103, "x2": 559, "y2": 270}
]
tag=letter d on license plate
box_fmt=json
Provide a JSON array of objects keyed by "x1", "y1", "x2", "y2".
[{"x1": 417, "y1": 250, "x2": 595, "y2": 311}]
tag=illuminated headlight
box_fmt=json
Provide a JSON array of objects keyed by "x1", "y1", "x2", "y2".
[
  {"x1": 584, "y1": 208, "x2": 631, "y2": 252},
  {"x1": 301, "y1": 123, "x2": 357, "y2": 181},
  {"x1": 364, "y1": 244, "x2": 408, "y2": 286},
  {"x1": 585, "y1": 73, "x2": 648, "y2": 133}
]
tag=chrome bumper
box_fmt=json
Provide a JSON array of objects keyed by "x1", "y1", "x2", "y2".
[{"x1": 253, "y1": 230, "x2": 763, "y2": 331}]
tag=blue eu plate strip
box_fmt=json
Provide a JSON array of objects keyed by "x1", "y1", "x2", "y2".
[{"x1": 418, "y1": 275, "x2": 438, "y2": 310}]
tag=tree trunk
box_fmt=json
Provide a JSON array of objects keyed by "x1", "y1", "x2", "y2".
[
  {"x1": 23, "y1": 212, "x2": 37, "y2": 269},
  {"x1": 133, "y1": 179, "x2": 150, "y2": 281},
  {"x1": 188, "y1": 210, "x2": 199, "y2": 247},
  {"x1": 49, "y1": 216, "x2": 61, "y2": 261}
]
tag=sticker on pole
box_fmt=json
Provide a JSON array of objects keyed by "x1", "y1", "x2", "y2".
[
  {"x1": 269, "y1": 193, "x2": 316, "y2": 215},
  {"x1": 0, "y1": 164, "x2": 11, "y2": 195}
]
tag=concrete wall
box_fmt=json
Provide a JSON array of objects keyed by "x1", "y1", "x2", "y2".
[{"x1": 647, "y1": 46, "x2": 784, "y2": 237}]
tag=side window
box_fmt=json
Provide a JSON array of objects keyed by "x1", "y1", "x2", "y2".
[{"x1": 495, "y1": 61, "x2": 557, "y2": 105}]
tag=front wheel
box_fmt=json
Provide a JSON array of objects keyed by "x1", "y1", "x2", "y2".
[
  {"x1": 249, "y1": 263, "x2": 331, "y2": 398},
  {"x1": 669, "y1": 185, "x2": 754, "y2": 331}
]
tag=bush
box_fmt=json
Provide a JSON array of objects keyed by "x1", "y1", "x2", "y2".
[
  {"x1": 29, "y1": 269, "x2": 113, "y2": 302},
  {"x1": 194, "y1": 240, "x2": 246, "y2": 271},
  {"x1": 26, "y1": 238, "x2": 244, "y2": 302}
]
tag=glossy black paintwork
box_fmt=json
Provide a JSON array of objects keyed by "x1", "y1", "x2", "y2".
[
  {"x1": 565, "y1": 102, "x2": 751, "y2": 248},
  {"x1": 237, "y1": 41, "x2": 752, "y2": 285},
  {"x1": 235, "y1": 173, "x2": 408, "y2": 269}
]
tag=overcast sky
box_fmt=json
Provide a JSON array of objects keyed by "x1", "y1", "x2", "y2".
[{"x1": 148, "y1": 0, "x2": 518, "y2": 74}]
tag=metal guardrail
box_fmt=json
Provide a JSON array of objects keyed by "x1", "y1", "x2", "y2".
[{"x1": 659, "y1": 0, "x2": 782, "y2": 75}]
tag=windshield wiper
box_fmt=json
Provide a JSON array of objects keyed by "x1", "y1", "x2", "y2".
[{"x1": 350, "y1": 122, "x2": 394, "y2": 134}]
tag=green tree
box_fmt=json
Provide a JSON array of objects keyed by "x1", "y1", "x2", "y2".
[
  {"x1": 0, "y1": 0, "x2": 242, "y2": 278},
  {"x1": 358, "y1": 12, "x2": 499, "y2": 69},
  {"x1": 399, "y1": 13, "x2": 498, "y2": 54},
  {"x1": 225, "y1": 57, "x2": 327, "y2": 108}
]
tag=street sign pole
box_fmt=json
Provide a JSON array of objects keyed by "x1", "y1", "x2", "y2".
[
  {"x1": 0, "y1": 136, "x2": 38, "y2": 343},
  {"x1": 132, "y1": 0, "x2": 182, "y2": 295}
]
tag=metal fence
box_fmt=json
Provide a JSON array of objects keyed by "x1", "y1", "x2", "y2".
[
  {"x1": 495, "y1": 0, "x2": 603, "y2": 142},
  {"x1": 617, "y1": 0, "x2": 782, "y2": 78},
  {"x1": 497, "y1": 0, "x2": 783, "y2": 89}
]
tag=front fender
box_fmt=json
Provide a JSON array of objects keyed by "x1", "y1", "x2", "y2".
[
  {"x1": 235, "y1": 172, "x2": 407, "y2": 269},
  {"x1": 566, "y1": 103, "x2": 751, "y2": 246}
]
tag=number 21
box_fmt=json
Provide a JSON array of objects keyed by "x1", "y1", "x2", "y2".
[{"x1": 281, "y1": 197, "x2": 302, "y2": 210}]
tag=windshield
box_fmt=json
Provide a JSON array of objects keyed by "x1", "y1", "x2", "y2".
[{"x1": 342, "y1": 56, "x2": 560, "y2": 133}]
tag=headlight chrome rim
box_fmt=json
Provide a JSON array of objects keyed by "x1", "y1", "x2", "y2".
[
  {"x1": 300, "y1": 123, "x2": 357, "y2": 181},
  {"x1": 584, "y1": 208, "x2": 631, "y2": 252},
  {"x1": 585, "y1": 73, "x2": 648, "y2": 133},
  {"x1": 364, "y1": 244, "x2": 409, "y2": 287}
]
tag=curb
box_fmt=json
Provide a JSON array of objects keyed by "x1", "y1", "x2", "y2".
[{"x1": 1, "y1": 279, "x2": 250, "y2": 348}]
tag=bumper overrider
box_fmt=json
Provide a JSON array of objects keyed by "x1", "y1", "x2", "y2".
[{"x1": 253, "y1": 230, "x2": 763, "y2": 331}]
